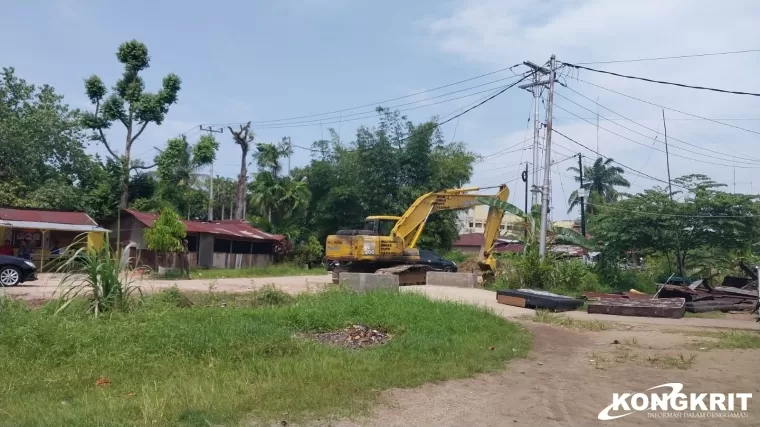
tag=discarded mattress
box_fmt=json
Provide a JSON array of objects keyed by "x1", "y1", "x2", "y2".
[
  {"x1": 496, "y1": 289, "x2": 584, "y2": 312},
  {"x1": 588, "y1": 297, "x2": 686, "y2": 319}
]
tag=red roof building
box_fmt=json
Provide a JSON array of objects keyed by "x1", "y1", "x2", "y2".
[
  {"x1": 0, "y1": 207, "x2": 99, "y2": 226},
  {"x1": 100, "y1": 209, "x2": 286, "y2": 270}
]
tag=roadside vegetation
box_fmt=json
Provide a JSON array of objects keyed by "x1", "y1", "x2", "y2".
[{"x1": 0, "y1": 287, "x2": 531, "y2": 426}]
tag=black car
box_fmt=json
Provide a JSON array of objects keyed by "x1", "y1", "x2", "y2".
[
  {"x1": 418, "y1": 249, "x2": 458, "y2": 272},
  {"x1": 0, "y1": 255, "x2": 38, "y2": 286}
]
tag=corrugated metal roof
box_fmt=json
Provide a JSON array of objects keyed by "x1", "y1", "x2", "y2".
[
  {"x1": 0, "y1": 207, "x2": 98, "y2": 226},
  {"x1": 0, "y1": 220, "x2": 109, "y2": 233},
  {"x1": 126, "y1": 209, "x2": 284, "y2": 241}
]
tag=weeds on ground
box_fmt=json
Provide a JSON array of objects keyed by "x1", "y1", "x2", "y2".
[
  {"x1": 188, "y1": 263, "x2": 325, "y2": 279},
  {"x1": 525, "y1": 309, "x2": 611, "y2": 331},
  {"x1": 694, "y1": 330, "x2": 760, "y2": 349},
  {"x1": 684, "y1": 311, "x2": 726, "y2": 319},
  {"x1": 0, "y1": 288, "x2": 531, "y2": 427},
  {"x1": 647, "y1": 353, "x2": 697, "y2": 369}
]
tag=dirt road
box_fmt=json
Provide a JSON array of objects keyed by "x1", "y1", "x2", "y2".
[
  {"x1": 1, "y1": 273, "x2": 333, "y2": 301},
  {"x1": 333, "y1": 321, "x2": 759, "y2": 427}
]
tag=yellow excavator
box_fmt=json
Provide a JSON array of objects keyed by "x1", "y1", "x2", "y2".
[{"x1": 325, "y1": 184, "x2": 509, "y2": 285}]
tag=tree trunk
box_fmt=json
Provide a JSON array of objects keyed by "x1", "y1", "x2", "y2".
[
  {"x1": 235, "y1": 154, "x2": 247, "y2": 219},
  {"x1": 119, "y1": 115, "x2": 134, "y2": 209}
]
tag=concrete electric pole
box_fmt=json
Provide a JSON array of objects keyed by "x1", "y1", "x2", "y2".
[
  {"x1": 538, "y1": 55, "x2": 557, "y2": 259},
  {"x1": 519, "y1": 62, "x2": 550, "y2": 209},
  {"x1": 199, "y1": 125, "x2": 223, "y2": 221}
]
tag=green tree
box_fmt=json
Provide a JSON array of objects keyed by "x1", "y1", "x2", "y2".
[
  {"x1": 143, "y1": 207, "x2": 186, "y2": 268},
  {"x1": 566, "y1": 157, "x2": 630, "y2": 215},
  {"x1": 296, "y1": 108, "x2": 478, "y2": 251},
  {"x1": 0, "y1": 67, "x2": 92, "y2": 209},
  {"x1": 81, "y1": 40, "x2": 181, "y2": 208},
  {"x1": 152, "y1": 134, "x2": 218, "y2": 219},
  {"x1": 590, "y1": 176, "x2": 760, "y2": 275}
]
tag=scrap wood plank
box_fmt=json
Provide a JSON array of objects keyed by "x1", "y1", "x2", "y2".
[
  {"x1": 496, "y1": 289, "x2": 583, "y2": 312},
  {"x1": 588, "y1": 297, "x2": 686, "y2": 319}
]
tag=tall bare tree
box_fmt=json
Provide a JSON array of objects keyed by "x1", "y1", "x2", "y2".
[
  {"x1": 82, "y1": 40, "x2": 181, "y2": 208},
  {"x1": 228, "y1": 122, "x2": 254, "y2": 219}
]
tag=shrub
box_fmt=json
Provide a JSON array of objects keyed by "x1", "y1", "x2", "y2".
[
  {"x1": 292, "y1": 235, "x2": 323, "y2": 268},
  {"x1": 443, "y1": 249, "x2": 469, "y2": 264},
  {"x1": 492, "y1": 252, "x2": 607, "y2": 296}
]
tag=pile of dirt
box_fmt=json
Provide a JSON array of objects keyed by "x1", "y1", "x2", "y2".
[
  {"x1": 457, "y1": 259, "x2": 481, "y2": 273},
  {"x1": 314, "y1": 324, "x2": 392, "y2": 349}
]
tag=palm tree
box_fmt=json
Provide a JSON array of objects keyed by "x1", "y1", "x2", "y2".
[
  {"x1": 252, "y1": 143, "x2": 283, "y2": 177},
  {"x1": 249, "y1": 171, "x2": 282, "y2": 222},
  {"x1": 566, "y1": 157, "x2": 630, "y2": 215}
]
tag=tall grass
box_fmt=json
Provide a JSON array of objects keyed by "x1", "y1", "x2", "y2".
[
  {"x1": 0, "y1": 288, "x2": 531, "y2": 426},
  {"x1": 54, "y1": 246, "x2": 143, "y2": 316}
]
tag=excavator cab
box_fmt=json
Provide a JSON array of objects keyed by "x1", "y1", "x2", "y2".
[{"x1": 363, "y1": 216, "x2": 401, "y2": 236}]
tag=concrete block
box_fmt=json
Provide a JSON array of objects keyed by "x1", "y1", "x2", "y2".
[
  {"x1": 426, "y1": 271, "x2": 478, "y2": 288},
  {"x1": 338, "y1": 272, "x2": 399, "y2": 293}
]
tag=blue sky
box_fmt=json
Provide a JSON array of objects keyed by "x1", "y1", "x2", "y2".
[{"x1": 4, "y1": 0, "x2": 760, "y2": 219}]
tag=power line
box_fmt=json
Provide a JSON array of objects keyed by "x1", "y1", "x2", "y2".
[
  {"x1": 474, "y1": 152, "x2": 576, "y2": 188},
  {"x1": 570, "y1": 49, "x2": 760, "y2": 65},
  {"x1": 249, "y1": 82, "x2": 517, "y2": 129},
  {"x1": 250, "y1": 75, "x2": 525, "y2": 128},
  {"x1": 571, "y1": 76, "x2": 760, "y2": 137},
  {"x1": 552, "y1": 102, "x2": 760, "y2": 168},
  {"x1": 202, "y1": 64, "x2": 524, "y2": 127},
  {"x1": 555, "y1": 88, "x2": 760, "y2": 164},
  {"x1": 562, "y1": 63, "x2": 760, "y2": 97},
  {"x1": 293, "y1": 74, "x2": 531, "y2": 154},
  {"x1": 551, "y1": 127, "x2": 689, "y2": 192}
]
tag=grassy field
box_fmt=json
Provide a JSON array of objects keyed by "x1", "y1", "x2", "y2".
[
  {"x1": 183, "y1": 263, "x2": 326, "y2": 279},
  {"x1": 0, "y1": 288, "x2": 531, "y2": 427}
]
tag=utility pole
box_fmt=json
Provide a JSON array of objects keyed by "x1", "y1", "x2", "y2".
[
  {"x1": 200, "y1": 125, "x2": 223, "y2": 221},
  {"x1": 578, "y1": 153, "x2": 586, "y2": 236},
  {"x1": 521, "y1": 163, "x2": 529, "y2": 241},
  {"x1": 538, "y1": 55, "x2": 556, "y2": 259},
  {"x1": 519, "y1": 62, "x2": 550, "y2": 208},
  {"x1": 661, "y1": 110, "x2": 673, "y2": 199},
  {"x1": 662, "y1": 110, "x2": 684, "y2": 277}
]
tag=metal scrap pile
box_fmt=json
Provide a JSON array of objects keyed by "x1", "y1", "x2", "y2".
[
  {"x1": 314, "y1": 324, "x2": 391, "y2": 349},
  {"x1": 656, "y1": 280, "x2": 757, "y2": 313},
  {"x1": 582, "y1": 262, "x2": 759, "y2": 316}
]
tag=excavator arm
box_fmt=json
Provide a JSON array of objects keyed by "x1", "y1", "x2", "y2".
[{"x1": 390, "y1": 184, "x2": 509, "y2": 269}]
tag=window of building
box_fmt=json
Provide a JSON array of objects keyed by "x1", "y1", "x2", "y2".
[
  {"x1": 468, "y1": 222, "x2": 474, "y2": 228},
  {"x1": 499, "y1": 224, "x2": 505, "y2": 230},
  {"x1": 475, "y1": 222, "x2": 483, "y2": 228}
]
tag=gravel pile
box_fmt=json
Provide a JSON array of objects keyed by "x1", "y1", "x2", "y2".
[{"x1": 314, "y1": 324, "x2": 391, "y2": 349}]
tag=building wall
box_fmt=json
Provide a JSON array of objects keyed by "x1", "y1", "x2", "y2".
[{"x1": 458, "y1": 205, "x2": 524, "y2": 236}]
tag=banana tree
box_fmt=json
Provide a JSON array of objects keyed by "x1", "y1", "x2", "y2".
[{"x1": 476, "y1": 197, "x2": 594, "y2": 251}]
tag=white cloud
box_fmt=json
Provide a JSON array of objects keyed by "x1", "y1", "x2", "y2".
[{"x1": 426, "y1": 0, "x2": 760, "y2": 217}]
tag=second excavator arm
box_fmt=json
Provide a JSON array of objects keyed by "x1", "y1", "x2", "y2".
[{"x1": 390, "y1": 184, "x2": 509, "y2": 268}]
